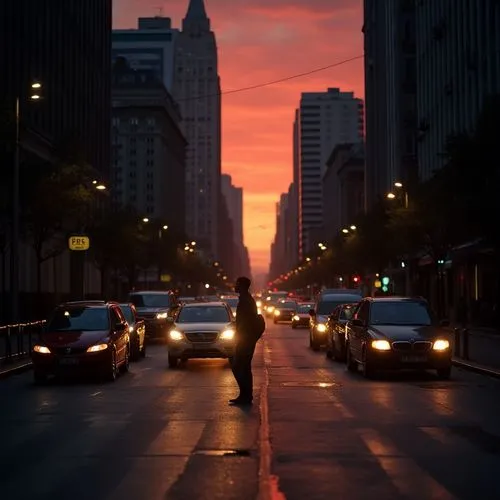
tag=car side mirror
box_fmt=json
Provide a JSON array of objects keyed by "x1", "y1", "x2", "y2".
[
  {"x1": 309, "y1": 309, "x2": 315, "y2": 316},
  {"x1": 439, "y1": 319, "x2": 450, "y2": 327},
  {"x1": 351, "y1": 318, "x2": 364, "y2": 327}
]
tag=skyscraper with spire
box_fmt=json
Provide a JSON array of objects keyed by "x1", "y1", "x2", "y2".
[{"x1": 173, "y1": 0, "x2": 221, "y2": 258}]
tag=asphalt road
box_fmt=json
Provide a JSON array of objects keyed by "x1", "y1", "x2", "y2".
[{"x1": 2, "y1": 322, "x2": 500, "y2": 499}]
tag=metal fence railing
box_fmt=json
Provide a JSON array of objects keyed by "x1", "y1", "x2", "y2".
[{"x1": 0, "y1": 321, "x2": 46, "y2": 366}]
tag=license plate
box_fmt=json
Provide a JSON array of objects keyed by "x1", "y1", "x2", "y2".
[
  {"x1": 401, "y1": 355, "x2": 427, "y2": 363},
  {"x1": 60, "y1": 357, "x2": 79, "y2": 365}
]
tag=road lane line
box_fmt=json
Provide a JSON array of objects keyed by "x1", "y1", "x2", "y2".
[
  {"x1": 359, "y1": 428, "x2": 456, "y2": 499},
  {"x1": 258, "y1": 341, "x2": 286, "y2": 500}
]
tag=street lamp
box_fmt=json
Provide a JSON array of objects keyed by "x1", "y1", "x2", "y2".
[
  {"x1": 142, "y1": 217, "x2": 149, "y2": 223},
  {"x1": 11, "y1": 81, "x2": 43, "y2": 322}
]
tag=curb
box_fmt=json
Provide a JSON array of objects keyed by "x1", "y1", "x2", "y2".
[
  {"x1": 452, "y1": 358, "x2": 500, "y2": 379},
  {"x1": 0, "y1": 361, "x2": 33, "y2": 380}
]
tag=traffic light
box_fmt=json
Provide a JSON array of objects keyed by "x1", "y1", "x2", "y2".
[{"x1": 352, "y1": 275, "x2": 360, "y2": 283}]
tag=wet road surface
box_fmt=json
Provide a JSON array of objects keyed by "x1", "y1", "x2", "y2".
[{"x1": 2, "y1": 321, "x2": 500, "y2": 499}]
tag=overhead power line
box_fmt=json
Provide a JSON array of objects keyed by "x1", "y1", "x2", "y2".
[{"x1": 176, "y1": 54, "x2": 364, "y2": 101}]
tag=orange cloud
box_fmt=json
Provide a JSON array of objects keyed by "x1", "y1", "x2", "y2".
[{"x1": 113, "y1": 0, "x2": 364, "y2": 276}]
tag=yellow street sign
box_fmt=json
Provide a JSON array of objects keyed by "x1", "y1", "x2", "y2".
[
  {"x1": 161, "y1": 274, "x2": 172, "y2": 282},
  {"x1": 68, "y1": 236, "x2": 90, "y2": 251}
]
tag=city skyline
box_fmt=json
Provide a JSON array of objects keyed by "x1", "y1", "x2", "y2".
[{"x1": 113, "y1": 0, "x2": 364, "y2": 274}]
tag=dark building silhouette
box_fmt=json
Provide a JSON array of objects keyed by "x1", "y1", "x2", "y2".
[{"x1": 0, "y1": 0, "x2": 112, "y2": 173}]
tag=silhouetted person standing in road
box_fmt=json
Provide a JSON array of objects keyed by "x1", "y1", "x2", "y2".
[{"x1": 230, "y1": 276, "x2": 258, "y2": 405}]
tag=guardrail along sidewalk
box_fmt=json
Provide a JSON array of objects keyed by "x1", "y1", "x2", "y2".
[{"x1": 0, "y1": 320, "x2": 46, "y2": 367}]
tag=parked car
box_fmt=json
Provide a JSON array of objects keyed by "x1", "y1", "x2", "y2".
[
  {"x1": 128, "y1": 290, "x2": 179, "y2": 340},
  {"x1": 309, "y1": 294, "x2": 362, "y2": 350},
  {"x1": 345, "y1": 296, "x2": 452, "y2": 379},
  {"x1": 32, "y1": 301, "x2": 130, "y2": 382},
  {"x1": 166, "y1": 301, "x2": 236, "y2": 368},
  {"x1": 291, "y1": 303, "x2": 314, "y2": 329},
  {"x1": 325, "y1": 303, "x2": 357, "y2": 361},
  {"x1": 118, "y1": 303, "x2": 146, "y2": 360}
]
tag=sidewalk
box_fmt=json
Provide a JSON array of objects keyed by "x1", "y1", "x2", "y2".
[{"x1": 451, "y1": 326, "x2": 500, "y2": 377}]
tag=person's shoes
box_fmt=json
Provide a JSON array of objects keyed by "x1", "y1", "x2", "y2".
[{"x1": 229, "y1": 397, "x2": 253, "y2": 405}]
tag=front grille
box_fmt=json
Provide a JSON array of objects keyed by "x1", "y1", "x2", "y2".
[
  {"x1": 392, "y1": 341, "x2": 432, "y2": 352},
  {"x1": 185, "y1": 332, "x2": 218, "y2": 343},
  {"x1": 53, "y1": 347, "x2": 87, "y2": 355}
]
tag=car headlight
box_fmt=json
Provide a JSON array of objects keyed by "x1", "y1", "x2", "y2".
[
  {"x1": 256, "y1": 300, "x2": 262, "y2": 308},
  {"x1": 433, "y1": 339, "x2": 450, "y2": 351},
  {"x1": 371, "y1": 340, "x2": 391, "y2": 351},
  {"x1": 156, "y1": 312, "x2": 168, "y2": 319},
  {"x1": 293, "y1": 315, "x2": 300, "y2": 321},
  {"x1": 316, "y1": 323, "x2": 327, "y2": 333},
  {"x1": 267, "y1": 306, "x2": 275, "y2": 313},
  {"x1": 220, "y1": 329, "x2": 235, "y2": 340},
  {"x1": 87, "y1": 343, "x2": 108, "y2": 353},
  {"x1": 33, "y1": 345, "x2": 51, "y2": 354},
  {"x1": 169, "y1": 329, "x2": 183, "y2": 341},
  {"x1": 274, "y1": 310, "x2": 280, "y2": 316}
]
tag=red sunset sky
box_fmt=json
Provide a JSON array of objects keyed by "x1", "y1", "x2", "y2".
[{"x1": 113, "y1": 0, "x2": 364, "y2": 277}]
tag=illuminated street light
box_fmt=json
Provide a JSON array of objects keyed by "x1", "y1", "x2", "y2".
[
  {"x1": 350, "y1": 225, "x2": 357, "y2": 231},
  {"x1": 342, "y1": 228, "x2": 349, "y2": 234},
  {"x1": 394, "y1": 182, "x2": 403, "y2": 188},
  {"x1": 95, "y1": 184, "x2": 106, "y2": 190},
  {"x1": 387, "y1": 192, "x2": 396, "y2": 199},
  {"x1": 162, "y1": 225, "x2": 168, "y2": 230},
  {"x1": 205, "y1": 283, "x2": 210, "y2": 289},
  {"x1": 31, "y1": 82, "x2": 41, "y2": 89},
  {"x1": 142, "y1": 217, "x2": 149, "y2": 223},
  {"x1": 191, "y1": 241, "x2": 196, "y2": 246}
]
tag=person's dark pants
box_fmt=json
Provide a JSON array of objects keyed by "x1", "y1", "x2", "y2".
[{"x1": 231, "y1": 341, "x2": 257, "y2": 401}]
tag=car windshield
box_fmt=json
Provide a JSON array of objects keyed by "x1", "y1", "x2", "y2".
[
  {"x1": 279, "y1": 301, "x2": 297, "y2": 309},
  {"x1": 339, "y1": 305, "x2": 355, "y2": 320},
  {"x1": 48, "y1": 307, "x2": 109, "y2": 331},
  {"x1": 369, "y1": 301, "x2": 432, "y2": 325},
  {"x1": 317, "y1": 298, "x2": 359, "y2": 315},
  {"x1": 176, "y1": 306, "x2": 230, "y2": 323},
  {"x1": 129, "y1": 294, "x2": 171, "y2": 308},
  {"x1": 297, "y1": 304, "x2": 312, "y2": 313},
  {"x1": 224, "y1": 298, "x2": 239, "y2": 308},
  {"x1": 119, "y1": 305, "x2": 134, "y2": 323}
]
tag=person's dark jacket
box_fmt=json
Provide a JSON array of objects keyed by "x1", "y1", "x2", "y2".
[{"x1": 235, "y1": 292, "x2": 257, "y2": 349}]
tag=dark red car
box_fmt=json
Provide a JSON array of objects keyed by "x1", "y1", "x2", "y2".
[{"x1": 32, "y1": 301, "x2": 130, "y2": 383}]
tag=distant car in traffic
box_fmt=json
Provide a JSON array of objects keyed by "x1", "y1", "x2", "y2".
[
  {"x1": 309, "y1": 294, "x2": 362, "y2": 350},
  {"x1": 273, "y1": 299, "x2": 298, "y2": 323},
  {"x1": 345, "y1": 297, "x2": 452, "y2": 379},
  {"x1": 32, "y1": 301, "x2": 130, "y2": 382},
  {"x1": 325, "y1": 303, "x2": 357, "y2": 361},
  {"x1": 118, "y1": 303, "x2": 146, "y2": 360},
  {"x1": 166, "y1": 301, "x2": 236, "y2": 368},
  {"x1": 291, "y1": 303, "x2": 314, "y2": 329},
  {"x1": 128, "y1": 290, "x2": 179, "y2": 340}
]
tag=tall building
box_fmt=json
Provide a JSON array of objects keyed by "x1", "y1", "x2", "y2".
[
  {"x1": 269, "y1": 193, "x2": 290, "y2": 280},
  {"x1": 112, "y1": 17, "x2": 178, "y2": 91},
  {"x1": 295, "y1": 88, "x2": 363, "y2": 260},
  {"x1": 111, "y1": 60, "x2": 186, "y2": 233},
  {"x1": 173, "y1": 0, "x2": 222, "y2": 258},
  {"x1": 0, "y1": 0, "x2": 112, "y2": 311},
  {"x1": 415, "y1": 0, "x2": 500, "y2": 180},
  {"x1": 221, "y1": 174, "x2": 251, "y2": 278},
  {"x1": 323, "y1": 143, "x2": 364, "y2": 240},
  {"x1": 363, "y1": 0, "x2": 417, "y2": 208},
  {"x1": 0, "y1": 0, "x2": 112, "y2": 175}
]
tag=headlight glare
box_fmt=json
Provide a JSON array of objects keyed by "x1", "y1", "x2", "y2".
[
  {"x1": 371, "y1": 340, "x2": 391, "y2": 351},
  {"x1": 169, "y1": 329, "x2": 183, "y2": 341},
  {"x1": 274, "y1": 310, "x2": 280, "y2": 316},
  {"x1": 220, "y1": 329, "x2": 235, "y2": 340},
  {"x1": 433, "y1": 339, "x2": 450, "y2": 351},
  {"x1": 156, "y1": 312, "x2": 168, "y2": 319},
  {"x1": 87, "y1": 343, "x2": 108, "y2": 353},
  {"x1": 293, "y1": 315, "x2": 300, "y2": 321},
  {"x1": 316, "y1": 323, "x2": 327, "y2": 333},
  {"x1": 33, "y1": 345, "x2": 51, "y2": 354}
]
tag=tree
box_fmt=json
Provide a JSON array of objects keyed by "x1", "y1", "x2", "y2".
[{"x1": 22, "y1": 162, "x2": 100, "y2": 294}]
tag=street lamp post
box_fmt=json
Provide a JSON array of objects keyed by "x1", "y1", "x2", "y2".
[{"x1": 11, "y1": 82, "x2": 42, "y2": 322}]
